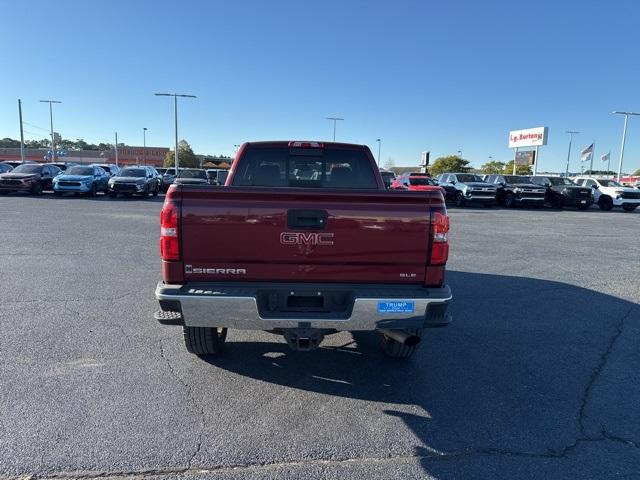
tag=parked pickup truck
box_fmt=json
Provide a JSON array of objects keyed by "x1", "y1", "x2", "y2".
[{"x1": 154, "y1": 141, "x2": 452, "y2": 359}]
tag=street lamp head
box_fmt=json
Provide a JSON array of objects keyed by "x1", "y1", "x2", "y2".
[
  {"x1": 613, "y1": 111, "x2": 640, "y2": 116},
  {"x1": 39, "y1": 99, "x2": 62, "y2": 104},
  {"x1": 154, "y1": 93, "x2": 171, "y2": 97}
]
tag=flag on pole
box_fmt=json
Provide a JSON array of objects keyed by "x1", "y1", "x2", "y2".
[
  {"x1": 580, "y1": 143, "x2": 594, "y2": 162},
  {"x1": 601, "y1": 152, "x2": 610, "y2": 163}
]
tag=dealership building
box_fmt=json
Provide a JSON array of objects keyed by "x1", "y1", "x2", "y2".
[{"x1": 0, "y1": 145, "x2": 168, "y2": 167}]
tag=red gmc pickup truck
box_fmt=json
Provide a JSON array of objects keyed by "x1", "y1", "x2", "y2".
[{"x1": 155, "y1": 141, "x2": 452, "y2": 358}]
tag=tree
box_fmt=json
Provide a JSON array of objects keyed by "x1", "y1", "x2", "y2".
[
  {"x1": 0, "y1": 137, "x2": 21, "y2": 148},
  {"x1": 502, "y1": 160, "x2": 532, "y2": 175},
  {"x1": 163, "y1": 139, "x2": 199, "y2": 168},
  {"x1": 584, "y1": 170, "x2": 616, "y2": 175},
  {"x1": 428, "y1": 155, "x2": 471, "y2": 176},
  {"x1": 633, "y1": 169, "x2": 640, "y2": 176},
  {"x1": 383, "y1": 158, "x2": 395, "y2": 170},
  {"x1": 480, "y1": 160, "x2": 505, "y2": 174}
]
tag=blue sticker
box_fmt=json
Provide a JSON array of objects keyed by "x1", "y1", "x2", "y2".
[{"x1": 378, "y1": 301, "x2": 415, "y2": 314}]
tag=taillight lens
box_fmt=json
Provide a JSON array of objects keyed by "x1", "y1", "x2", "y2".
[
  {"x1": 429, "y1": 211, "x2": 449, "y2": 265},
  {"x1": 160, "y1": 201, "x2": 179, "y2": 261}
]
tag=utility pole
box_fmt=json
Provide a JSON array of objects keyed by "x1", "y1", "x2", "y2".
[
  {"x1": 143, "y1": 127, "x2": 148, "y2": 166},
  {"x1": 18, "y1": 99, "x2": 25, "y2": 162},
  {"x1": 565, "y1": 131, "x2": 580, "y2": 177},
  {"x1": 115, "y1": 132, "x2": 119, "y2": 167},
  {"x1": 612, "y1": 111, "x2": 640, "y2": 182},
  {"x1": 376, "y1": 139, "x2": 381, "y2": 167},
  {"x1": 326, "y1": 117, "x2": 344, "y2": 142},
  {"x1": 39, "y1": 99, "x2": 61, "y2": 162},
  {"x1": 155, "y1": 93, "x2": 196, "y2": 172}
]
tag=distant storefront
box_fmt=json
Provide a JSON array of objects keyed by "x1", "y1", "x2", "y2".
[{"x1": 0, "y1": 146, "x2": 169, "y2": 167}]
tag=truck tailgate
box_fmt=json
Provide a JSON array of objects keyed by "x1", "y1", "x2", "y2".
[{"x1": 179, "y1": 186, "x2": 442, "y2": 285}]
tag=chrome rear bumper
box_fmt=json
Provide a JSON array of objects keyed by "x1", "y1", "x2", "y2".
[{"x1": 155, "y1": 281, "x2": 452, "y2": 331}]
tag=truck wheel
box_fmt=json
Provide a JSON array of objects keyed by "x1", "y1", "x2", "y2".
[
  {"x1": 183, "y1": 326, "x2": 227, "y2": 355},
  {"x1": 454, "y1": 192, "x2": 465, "y2": 207},
  {"x1": 551, "y1": 196, "x2": 563, "y2": 209},
  {"x1": 577, "y1": 203, "x2": 591, "y2": 210},
  {"x1": 623, "y1": 205, "x2": 637, "y2": 212},
  {"x1": 598, "y1": 196, "x2": 613, "y2": 211},
  {"x1": 31, "y1": 182, "x2": 43, "y2": 195},
  {"x1": 504, "y1": 192, "x2": 515, "y2": 208},
  {"x1": 108, "y1": 191, "x2": 117, "y2": 198},
  {"x1": 379, "y1": 328, "x2": 423, "y2": 359}
]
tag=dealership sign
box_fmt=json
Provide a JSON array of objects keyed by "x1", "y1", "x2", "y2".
[{"x1": 508, "y1": 127, "x2": 548, "y2": 148}]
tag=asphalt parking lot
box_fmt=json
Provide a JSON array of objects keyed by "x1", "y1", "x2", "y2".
[{"x1": 1, "y1": 193, "x2": 639, "y2": 480}]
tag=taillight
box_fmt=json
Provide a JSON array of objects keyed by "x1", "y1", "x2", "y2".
[
  {"x1": 429, "y1": 210, "x2": 449, "y2": 265},
  {"x1": 160, "y1": 201, "x2": 180, "y2": 261}
]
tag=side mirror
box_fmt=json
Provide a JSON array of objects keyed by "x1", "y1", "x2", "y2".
[{"x1": 592, "y1": 185, "x2": 599, "y2": 190}]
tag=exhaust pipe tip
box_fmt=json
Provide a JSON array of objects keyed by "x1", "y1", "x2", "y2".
[{"x1": 378, "y1": 329, "x2": 422, "y2": 347}]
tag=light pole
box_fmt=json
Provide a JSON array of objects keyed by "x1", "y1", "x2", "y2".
[
  {"x1": 565, "y1": 131, "x2": 580, "y2": 177},
  {"x1": 143, "y1": 127, "x2": 148, "y2": 166},
  {"x1": 155, "y1": 93, "x2": 196, "y2": 172},
  {"x1": 326, "y1": 117, "x2": 344, "y2": 142},
  {"x1": 39, "y1": 99, "x2": 61, "y2": 162},
  {"x1": 612, "y1": 111, "x2": 640, "y2": 181},
  {"x1": 376, "y1": 139, "x2": 381, "y2": 167}
]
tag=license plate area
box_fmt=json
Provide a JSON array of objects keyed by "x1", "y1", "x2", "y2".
[{"x1": 257, "y1": 288, "x2": 353, "y2": 319}]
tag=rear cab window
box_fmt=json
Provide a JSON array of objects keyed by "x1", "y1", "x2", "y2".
[{"x1": 232, "y1": 146, "x2": 378, "y2": 189}]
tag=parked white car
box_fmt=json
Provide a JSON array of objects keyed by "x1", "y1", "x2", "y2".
[{"x1": 574, "y1": 177, "x2": 640, "y2": 212}]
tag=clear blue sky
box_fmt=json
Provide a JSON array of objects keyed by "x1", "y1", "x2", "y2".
[{"x1": 1, "y1": 0, "x2": 639, "y2": 172}]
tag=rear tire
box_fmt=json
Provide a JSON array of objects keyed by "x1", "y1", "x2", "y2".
[
  {"x1": 183, "y1": 327, "x2": 228, "y2": 355},
  {"x1": 623, "y1": 205, "x2": 637, "y2": 212},
  {"x1": 152, "y1": 184, "x2": 159, "y2": 197},
  {"x1": 454, "y1": 192, "x2": 465, "y2": 207},
  {"x1": 108, "y1": 191, "x2": 117, "y2": 198},
  {"x1": 598, "y1": 196, "x2": 613, "y2": 211},
  {"x1": 54, "y1": 191, "x2": 63, "y2": 197},
  {"x1": 379, "y1": 328, "x2": 423, "y2": 359}
]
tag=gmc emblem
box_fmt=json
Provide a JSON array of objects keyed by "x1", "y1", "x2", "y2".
[{"x1": 280, "y1": 232, "x2": 334, "y2": 246}]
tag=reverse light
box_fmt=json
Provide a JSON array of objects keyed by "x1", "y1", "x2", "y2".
[{"x1": 160, "y1": 201, "x2": 180, "y2": 261}]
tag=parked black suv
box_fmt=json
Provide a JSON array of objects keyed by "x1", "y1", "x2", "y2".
[
  {"x1": 485, "y1": 174, "x2": 546, "y2": 208},
  {"x1": 107, "y1": 166, "x2": 161, "y2": 198},
  {"x1": 436, "y1": 172, "x2": 497, "y2": 207},
  {"x1": 529, "y1": 176, "x2": 593, "y2": 210}
]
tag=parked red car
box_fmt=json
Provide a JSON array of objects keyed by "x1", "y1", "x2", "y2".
[{"x1": 391, "y1": 172, "x2": 442, "y2": 192}]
